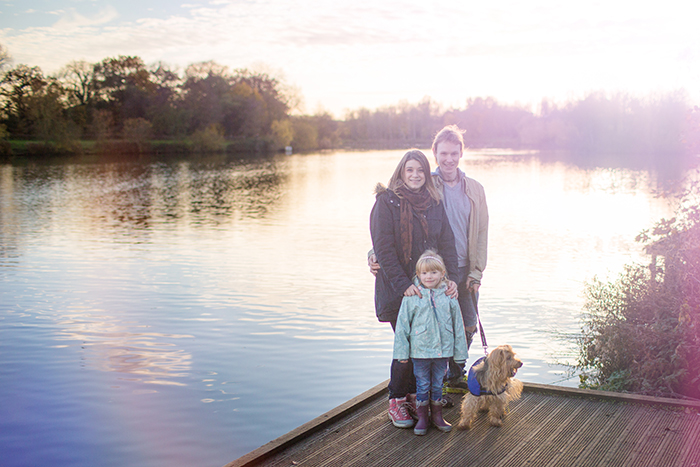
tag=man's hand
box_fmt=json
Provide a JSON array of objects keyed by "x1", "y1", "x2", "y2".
[{"x1": 368, "y1": 253, "x2": 381, "y2": 276}]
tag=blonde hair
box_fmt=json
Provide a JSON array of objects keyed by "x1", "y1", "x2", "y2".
[
  {"x1": 415, "y1": 249, "x2": 447, "y2": 286},
  {"x1": 387, "y1": 149, "x2": 441, "y2": 203},
  {"x1": 431, "y1": 125, "x2": 466, "y2": 154}
]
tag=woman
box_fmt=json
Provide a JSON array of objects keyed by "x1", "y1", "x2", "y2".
[{"x1": 370, "y1": 149, "x2": 458, "y2": 428}]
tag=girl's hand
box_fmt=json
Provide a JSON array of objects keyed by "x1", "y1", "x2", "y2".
[
  {"x1": 446, "y1": 280, "x2": 458, "y2": 298},
  {"x1": 404, "y1": 284, "x2": 422, "y2": 298},
  {"x1": 399, "y1": 360, "x2": 409, "y2": 364}
]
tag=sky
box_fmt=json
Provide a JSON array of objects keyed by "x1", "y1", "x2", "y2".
[{"x1": 1, "y1": 0, "x2": 698, "y2": 117}]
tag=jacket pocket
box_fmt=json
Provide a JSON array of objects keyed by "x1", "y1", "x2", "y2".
[{"x1": 441, "y1": 322, "x2": 454, "y2": 336}]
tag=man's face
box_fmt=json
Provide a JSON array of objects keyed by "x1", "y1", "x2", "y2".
[{"x1": 434, "y1": 141, "x2": 462, "y2": 179}]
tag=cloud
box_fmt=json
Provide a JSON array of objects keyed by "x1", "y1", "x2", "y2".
[
  {"x1": 1, "y1": 0, "x2": 698, "y2": 115},
  {"x1": 52, "y1": 5, "x2": 119, "y2": 29}
]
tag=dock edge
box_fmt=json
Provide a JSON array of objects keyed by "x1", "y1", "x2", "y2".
[{"x1": 225, "y1": 380, "x2": 700, "y2": 467}]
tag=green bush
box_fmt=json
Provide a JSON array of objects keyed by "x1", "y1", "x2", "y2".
[
  {"x1": 225, "y1": 137, "x2": 272, "y2": 154},
  {"x1": 577, "y1": 176, "x2": 700, "y2": 399},
  {"x1": 191, "y1": 124, "x2": 226, "y2": 153},
  {"x1": 0, "y1": 139, "x2": 11, "y2": 159}
]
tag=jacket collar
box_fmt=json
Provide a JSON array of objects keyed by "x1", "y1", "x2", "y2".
[
  {"x1": 412, "y1": 277, "x2": 448, "y2": 293},
  {"x1": 433, "y1": 167, "x2": 466, "y2": 185}
]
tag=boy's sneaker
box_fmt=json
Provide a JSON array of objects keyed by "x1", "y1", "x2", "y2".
[
  {"x1": 388, "y1": 397, "x2": 415, "y2": 428},
  {"x1": 405, "y1": 393, "x2": 418, "y2": 419},
  {"x1": 443, "y1": 377, "x2": 469, "y2": 394},
  {"x1": 439, "y1": 394, "x2": 454, "y2": 408}
]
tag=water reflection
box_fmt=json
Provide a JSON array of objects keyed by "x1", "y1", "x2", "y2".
[
  {"x1": 56, "y1": 311, "x2": 193, "y2": 385},
  {"x1": 1, "y1": 157, "x2": 285, "y2": 234},
  {"x1": 0, "y1": 166, "x2": 21, "y2": 269}
]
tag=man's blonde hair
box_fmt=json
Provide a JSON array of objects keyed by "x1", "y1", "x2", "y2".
[{"x1": 431, "y1": 125, "x2": 466, "y2": 154}]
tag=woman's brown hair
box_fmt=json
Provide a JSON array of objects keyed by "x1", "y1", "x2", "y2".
[{"x1": 386, "y1": 149, "x2": 441, "y2": 202}]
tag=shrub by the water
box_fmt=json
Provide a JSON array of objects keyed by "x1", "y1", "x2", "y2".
[
  {"x1": 577, "y1": 176, "x2": 700, "y2": 399},
  {"x1": 191, "y1": 124, "x2": 226, "y2": 153},
  {"x1": 0, "y1": 139, "x2": 11, "y2": 159}
]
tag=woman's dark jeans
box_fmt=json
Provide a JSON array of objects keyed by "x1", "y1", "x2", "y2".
[{"x1": 388, "y1": 318, "x2": 416, "y2": 399}]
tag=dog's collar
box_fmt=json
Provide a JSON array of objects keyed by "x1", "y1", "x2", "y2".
[{"x1": 467, "y1": 356, "x2": 509, "y2": 397}]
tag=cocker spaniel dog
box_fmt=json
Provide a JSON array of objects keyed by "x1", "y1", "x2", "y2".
[{"x1": 457, "y1": 344, "x2": 523, "y2": 430}]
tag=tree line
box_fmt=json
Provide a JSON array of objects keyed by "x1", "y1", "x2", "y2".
[
  {"x1": 344, "y1": 94, "x2": 699, "y2": 167},
  {"x1": 1, "y1": 46, "x2": 699, "y2": 164},
  {"x1": 0, "y1": 52, "x2": 298, "y2": 155}
]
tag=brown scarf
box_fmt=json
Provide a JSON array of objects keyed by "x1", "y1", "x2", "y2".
[{"x1": 395, "y1": 185, "x2": 433, "y2": 265}]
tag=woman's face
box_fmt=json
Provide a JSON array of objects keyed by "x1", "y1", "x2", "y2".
[{"x1": 402, "y1": 159, "x2": 426, "y2": 191}]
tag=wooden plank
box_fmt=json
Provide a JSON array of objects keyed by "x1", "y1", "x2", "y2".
[
  {"x1": 523, "y1": 382, "x2": 700, "y2": 410},
  {"x1": 223, "y1": 379, "x2": 389, "y2": 467},
  {"x1": 225, "y1": 382, "x2": 700, "y2": 467}
]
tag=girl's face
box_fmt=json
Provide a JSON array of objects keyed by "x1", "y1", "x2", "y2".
[
  {"x1": 419, "y1": 268, "x2": 444, "y2": 289},
  {"x1": 402, "y1": 159, "x2": 426, "y2": 191}
]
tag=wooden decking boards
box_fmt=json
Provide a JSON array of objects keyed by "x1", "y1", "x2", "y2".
[{"x1": 225, "y1": 381, "x2": 700, "y2": 467}]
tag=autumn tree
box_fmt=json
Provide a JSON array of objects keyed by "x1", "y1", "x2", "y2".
[
  {"x1": 58, "y1": 60, "x2": 95, "y2": 107},
  {"x1": 92, "y1": 56, "x2": 156, "y2": 131},
  {"x1": 0, "y1": 43, "x2": 11, "y2": 71},
  {"x1": 146, "y1": 62, "x2": 183, "y2": 138},
  {"x1": 0, "y1": 65, "x2": 51, "y2": 136},
  {"x1": 180, "y1": 62, "x2": 289, "y2": 142},
  {"x1": 180, "y1": 61, "x2": 234, "y2": 134}
]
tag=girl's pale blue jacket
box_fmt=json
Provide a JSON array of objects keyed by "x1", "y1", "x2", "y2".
[{"x1": 392, "y1": 280, "x2": 469, "y2": 363}]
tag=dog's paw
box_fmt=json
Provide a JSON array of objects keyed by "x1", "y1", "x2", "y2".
[
  {"x1": 488, "y1": 417, "x2": 503, "y2": 427},
  {"x1": 456, "y1": 420, "x2": 473, "y2": 430}
]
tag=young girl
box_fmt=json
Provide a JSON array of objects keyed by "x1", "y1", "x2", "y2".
[{"x1": 393, "y1": 250, "x2": 468, "y2": 435}]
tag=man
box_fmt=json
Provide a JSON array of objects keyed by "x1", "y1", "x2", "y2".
[{"x1": 370, "y1": 124, "x2": 489, "y2": 388}]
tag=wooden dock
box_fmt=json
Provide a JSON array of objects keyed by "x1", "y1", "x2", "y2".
[{"x1": 226, "y1": 380, "x2": 700, "y2": 467}]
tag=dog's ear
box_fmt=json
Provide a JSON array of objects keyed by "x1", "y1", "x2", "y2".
[{"x1": 489, "y1": 347, "x2": 506, "y2": 369}]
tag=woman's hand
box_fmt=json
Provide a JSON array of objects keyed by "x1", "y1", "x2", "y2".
[
  {"x1": 446, "y1": 280, "x2": 458, "y2": 298},
  {"x1": 404, "y1": 284, "x2": 422, "y2": 298}
]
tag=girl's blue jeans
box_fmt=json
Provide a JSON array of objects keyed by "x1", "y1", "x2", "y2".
[{"x1": 413, "y1": 358, "x2": 448, "y2": 402}]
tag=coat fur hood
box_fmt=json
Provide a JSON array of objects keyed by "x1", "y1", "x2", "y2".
[{"x1": 374, "y1": 183, "x2": 388, "y2": 197}]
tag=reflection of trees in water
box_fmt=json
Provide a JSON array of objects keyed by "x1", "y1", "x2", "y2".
[
  {"x1": 184, "y1": 161, "x2": 283, "y2": 221},
  {"x1": 87, "y1": 158, "x2": 285, "y2": 230},
  {"x1": 0, "y1": 165, "x2": 21, "y2": 269},
  {"x1": 100, "y1": 162, "x2": 282, "y2": 227},
  {"x1": 56, "y1": 312, "x2": 193, "y2": 385},
  {"x1": 1, "y1": 156, "x2": 286, "y2": 234}
]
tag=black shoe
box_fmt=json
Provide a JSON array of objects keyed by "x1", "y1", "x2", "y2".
[
  {"x1": 443, "y1": 378, "x2": 468, "y2": 394},
  {"x1": 440, "y1": 395, "x2": 454, "y2": 408}
]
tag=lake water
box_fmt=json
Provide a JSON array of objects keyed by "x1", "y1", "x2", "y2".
[{"x1": 0, "y1": 149, "x2": 680, "y2": 467}]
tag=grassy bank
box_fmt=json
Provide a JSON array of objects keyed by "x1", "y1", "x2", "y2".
[{"x1": 1, "y1": 137, "x2": 280, "y2": 162}]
